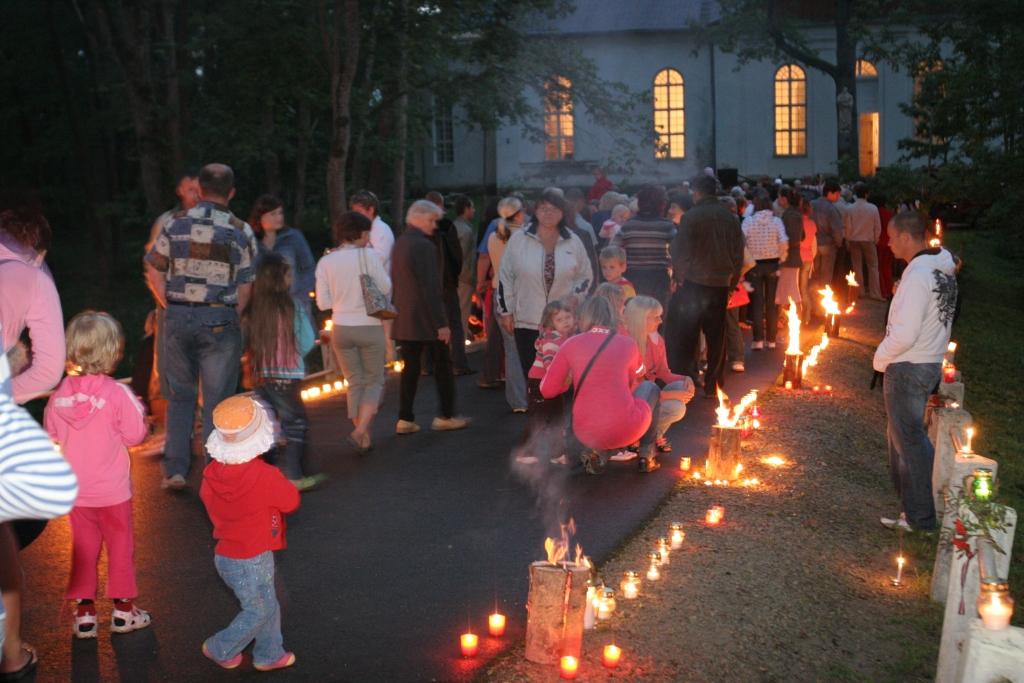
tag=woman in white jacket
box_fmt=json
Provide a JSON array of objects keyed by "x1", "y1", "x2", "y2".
[{"x1": 497, "y1": 191, "x2": 593, "y2": 380}]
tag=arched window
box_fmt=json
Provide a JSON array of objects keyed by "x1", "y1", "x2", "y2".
[
  {"x1": 653, "y1": 68, "x2": 685, "y2": 159},
  {"x1": 774, "y1": 64, "x2": 806, "y2": 156},
  {"x1": 856, "y1": 59, "x2": 878, "y2": 79},
  {"x1": 544, "y1": 76, "x2": 574, "y2": 161}
]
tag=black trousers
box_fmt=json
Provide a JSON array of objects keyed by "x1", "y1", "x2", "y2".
[
  {"x1": 445, "y1": 288, "x2": 470, "y2": 370},
  {"x1": 398, "y1": 340, "x2": 455, "y2": 421},
  {"x1": 513, "y1": 328, "x2": 540, "y2": 382},
  {"x1": 666, "y1": 280, "x2": 730, "y2": 396},
  {"x1": 256, "y1": 380, "x2": 309, "y2": 480},
  {"x1": 626, "y1": 268, "x2": 670, "y2": 309}
]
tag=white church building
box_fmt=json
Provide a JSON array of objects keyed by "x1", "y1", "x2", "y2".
[{"x1": 416, "y1": 0, "x2": 917, "y2": 192}]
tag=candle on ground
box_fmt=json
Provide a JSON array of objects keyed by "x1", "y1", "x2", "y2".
[
  {"x1": 646, "y1": 562, "x2": 660, "y2": 581},
  {"x1": 560, "y1": 655, "x2": 579, "y2": 679},
  {"x1": 965, "y1": 427, "x2": 975, "y2": 453},
  {"x1": 460, "y1": 632, "x2": 479, "y2": 657},
  {"x1": 622, "y1": 578, "x2": 639, "y2": 599},
  {"x1": 670, "y1": 524, "x2": 685, "y2": 550},
  {"x1": 488, "y1": 612, "x2": 505, "y2": 637},
  {"x1": 680, "y1": 456, "x2": 691, "y2": 471},
  {"x1": 602, "y1": 644, "x2": 622, "y2": 668},
  {"x1": 892, "y1": 555, "x2": 905, "y2": 586},
  {"x1": 978, "y1": 592, "x2": 1014, "y2": 630},
  {"x1": 705, "y1": 505, "x2": 724, "y2": 526},
  {"x1": 943, "y1": 364, "x2": 956, "y2": 383}
]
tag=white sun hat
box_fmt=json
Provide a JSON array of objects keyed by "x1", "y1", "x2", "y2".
[{"x1": 206, "y1": 395, "x2": 275, "y2": 464}]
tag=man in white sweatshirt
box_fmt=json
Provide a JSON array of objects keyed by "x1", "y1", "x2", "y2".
[{"x1": 873, "y1": 211, "x2": 958, "y2": 532}]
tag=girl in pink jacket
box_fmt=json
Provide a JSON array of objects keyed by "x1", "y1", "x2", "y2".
[{"x1": 44, "y1": 311, "x2": 149, "y2": 639}]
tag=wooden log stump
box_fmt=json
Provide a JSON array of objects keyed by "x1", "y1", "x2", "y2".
[
  {"x1": 782, "y1": 353, "x2": 803, "y2": 389},
  {"x1": 525, "y1": 561, "x2": 589, "y2": 664},
  {"x1": 706, "y1": 425, "x2": 743, "y2": 480},
  {"x1": 826, "y1": 314, "x2": 841, "y2": 338}
]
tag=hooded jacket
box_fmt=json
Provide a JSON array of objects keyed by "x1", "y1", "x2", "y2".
[
  {"x1": 200, "y1": 458, "x2": 300, "y2": 559},
  {"x1": 43, "y1": 374, "x2": 147, "y2": 507},
  {"x1": 873, "y1": 248, "x2": 958, "y2": 372}
]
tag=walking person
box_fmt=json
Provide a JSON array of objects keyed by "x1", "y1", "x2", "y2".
[
  {"x1": 43, "y1": 312, "x2": 151, "y2": 639},
  {"x1": 349, "y1": 190, "x2": 397, "y2": 362},
  {"x1": 426, "y1": 192, "x2": 472, "y2": 375},
  {"x1": 145, "y1": 163, "x2": 258, "y2": 491},
  {"x1": 392, "y1": 201, "x2": 469, "y2": 434},
  {"x1": 875, "y1": 211, "x2": 958, "y2": 532},
  {"x1": 797, "y1": 195, "x2": 818, "y2": 322},
  {"x1": 315, "y1": 212, "x2": 392, "y2": 450},
  {"x1": 243, "y1": 254, "x2": 323, "y2": 489},
  {"x1": 666, "y1": 175, "x2": 745, "y2": 396},
  {"x1": 846, "y1": 183, "x2": 884, "y2": 300},
  {"x1": 741, "y1": 190, "x2": 789, "y2": 350},
  {"x1": 200, "y1": 395, "x2": 299, "y2": 672}
]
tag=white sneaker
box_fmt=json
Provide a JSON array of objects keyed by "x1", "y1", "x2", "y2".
[
  {"x1": 731, "y1": 361, "x2": 745, "y2": 373},
  {"x1": 395, "y1": 419, "x2": 420, "y2": 434},
  {"x1": 550, "y1": 454, "x2": 569, "y2": 466},
  {"x1": 767, "y1": 342, "x2": 777, "y2": 349},
  {"x1": 111, "y1": 605, "x2": 151, "y2": 634},
  {"x1": 160, "y1": 474, "x2": 187, "y2": 491},
  {"x1": 751, "y1": 341, "x2": 764, "y2": 350},
  {"x1": 880, "y1": 513, "x2": 913, "y2": 532},
  {"x1": 515, "y1": 454, "x2": 538, "y2": 464},
  {"x1": 608, "y1": 450, "x2": 638, "y2": 462},
  {"x1": 432, "y1": 416, "x2": 470, "y2": 431}
]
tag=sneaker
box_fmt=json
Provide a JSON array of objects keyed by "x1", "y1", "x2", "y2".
[
  {"x1": 550, "y1": 454, "x2": 569, "y2": 466},
  {"x1": 202, "y1": 641, "x2": 243, "y2": 670},
  {"x1": 161, "y1": 474, "x2": 187, "y2": 491},
  {"x1": 767, "y1": 342, "x2": 777, "y2": 349},
  {"x1": 638, "y1": 457, "x2": 661, "y2": 473},
  {"x1": 431, "y1": 416, "x2": 470, "y2": 431},
  {"x1": 291, "y1": 474, "x2": 328, "y2": 492},
  {"x1": 512, "y1": 407, "x2": 528, "y2": 414},
  {"x1": 395, "y1": 419, "x2": 420, "y2": 435},
  {"x1": 608, "y1": 450, "x2": 638, "y2": 462},
  {"x1": 254, "y1": 652, "x2": 296, "y2": 672},
  {"x1": 731, "y1": 361, "x2": 745, "y2": 373},
  {"x1": 73, "y1": 603, "x2": 98, "y2": 639},
  {"x1": 751, "y1": 341, "x2": 764, "y2": 350},
  {"x1": 880, "y1": 513, "x2": 913, "y2": 532},
  {"x1": 515, "y1": 454, "x2": 539, "y2": 465},
  {"x1": 111, "y1": 605, "x2": 151, "y2": 634}
]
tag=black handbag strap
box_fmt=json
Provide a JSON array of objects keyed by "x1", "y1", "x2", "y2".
[{"x1": 574, "y1": 330, "x2": 616, "y2": 396}]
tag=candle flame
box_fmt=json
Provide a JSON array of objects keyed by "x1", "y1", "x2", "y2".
[
  {"x1": 324, "y1": 319, "x2": 334, "y2": 332},
  {"x1": 846, "y1": 271, "x2": 859, "y2": 287},
  {"x1": 785, "y1": 298, "x2": 801, "y2": 355},
  {"x1": 934, "y1": 219, "x2": 942, "y2": 237},
  {"x1": 928, "y1": 237, "x2": 942, "y2": 248}
]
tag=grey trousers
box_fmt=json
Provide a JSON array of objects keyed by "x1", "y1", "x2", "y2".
[
  {"x1": 331, "y1": 325, "x2": 387, "y2": 420},
  {"x1": 848, "y1": 240, "x2": 882, "y2": 299}
]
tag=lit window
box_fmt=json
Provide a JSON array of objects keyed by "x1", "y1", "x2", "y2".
[
  {"x1": 653, "y1": 68, "x2": 685, "y2": 159},
  {"x1": 544, "y1": 76, "x2": 574, "y2": 161},
  {"x1": 856, "y1": 59, "x2": 878, "y2": 79},
  {"x1": 432, "y1": 97, "x2": 454, "y2": 165},
  {"x1": 774, "y1": 64, "x2": 807, "y2": 157}
]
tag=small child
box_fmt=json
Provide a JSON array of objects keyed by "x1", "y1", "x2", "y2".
[
  {"x1": 599, "y1": 246, "x2": 637, "y2": 299},
  {"x1": 516, "y1": 301, "x2": 575, "y2": 465},
  {"x1": 598, "y1": 204, "x2": 630, "y2": 247},
  {"x1": 200, "y1": 395, "x2": 300, "y2": 671},
  {"x1": 43, "y1": 311, "x2": 150, "y2": 639}
]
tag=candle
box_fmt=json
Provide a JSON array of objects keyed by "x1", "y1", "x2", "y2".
[
  {"x1": 978, "y1": 591, "x2": 1014, "y2": 630},
  {"x1": 321, "y1": 382, "x2": 331, "y2": 394},
  {"x1": 649, "y1": 551, "x2": 662, "y2": 567},
  {"x1": 488, "y1": 612, "x2": 506, "y2": 637},
  {"x1": 680, "y1": 456, "x2": 691, "y2": 471},
  {"x1": 964, "y1": 427, "x2": 975, "y2": 453},
  {"x1": 657, "y1": 538, "x2": 670, "y2": 565},
  {"x1": 300, "y1": 389, "x2": 309, "y2": 401},
  {"x1": 460, "y1": 632, "x2": 478, "y2": 657},
  {"x1": 971, "y1": 468, "x2": 994, "y2": 501},
  {"x1": 584, "y1": 586, "x2": 596, "y2": 629},
  {"x1": 705, "y1": 505, "x2": 724, "y2": 526},
  {"x1": 560, "y1": 655, "x2": 579, "y2": 679},
  {"x1": 333, "y1": 380, "x2": 345, "y2": 391},
  {"x1": 943, "y1": 364, "x2": 956, "y2": 383},
  {"x1": 602, "y1": 644, "x2": 622, "y2": 668},
  {"x1": 892, "y1": 555, "x2": 905, "y2": 586},
  {"x1": 670, "y1": 524, "x2": 685, "y2": 550},
  {"x1": 784, "y1": 380, "x2": 793, "y2": 390},
  {"x1": 596, "y1": 596, "x2": 611, "y2": 620},
  {"x1": 646, "y1": 562, "x2": 660, "y2": 581},
  {"x1": 622, "y1": 578, "x2": 639, "y2": 599}
]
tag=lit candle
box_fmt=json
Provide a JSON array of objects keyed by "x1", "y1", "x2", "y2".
[
  {"x1": 602, "y1": 644, "x2": 622, "y2": 668},
  {"x1": 705, "y1": 506, "x2": 724, "y2": 526},
  {"x1": 784, "y1": 380, "x2": 793, "y2": 390},
  {"x1": 596, "y1": 595, "x2": 612, "y2": 620},
  {"x1": 622, "y1": 577, "x2": 639, "y2": 600},
  {"x1": 692, "y1": 471, "x2": 702, "y2": 480},
  {"x1": 488, "y1": 612, "x2": 506, "y2": 637},
  {"x1": 560, "y1": 655, "x2": 579, "y2": 679},
  {"x1": 680, "y1": 456, "x2": 691, "y2": 471},
  {"x1": 670, "y1": 524, "x2": 685, "y2": 550},
  {"x1": 812, "y1": 385, "x2": 820, "y2": 393},
  {"x1": 824, "y1": 385, "x2": 832, "y2": 394},
  {"x1": 649, "y1": 551, "x2": 662, "y2": 567},
  {"x1": 657, "y1": 538, "x2": 670, "y2": 565},
  {"x1": 971, "y1": 468, "x2": 994, "y2": 501},
  {"x1": 646, "y1": 562, "x2": 660, "y2": 581},
  {"x1": 943, "y1": 364, "x2": 956, "y2": 383},
  {"x1": 892, "y1": 555, "x2": 905, "y2": 586},
  {"x1": 460, "y1": 632, "x2": 478, "y2": 657},
  {"x1": 964, "y1": 427, "x2": 975, "y2": 453},
  {"x1": 333, "y1": 380, "x2": 344, "y2": 391},
  {"x1": 321, "y1": 383, "x2": 331, "y2": 394},
  {"x1": 324, "y1": 319, "x2": 334, "y2": 332},
  {"x1": 584, "y1": 586, "x2": 596, "y2": 630},
  {"x1": 978, "y1": 591, "x2": 1014, "y2": 630},
  {"x1": 300, "y1": 389, "x2": 309, "y2": 401}
]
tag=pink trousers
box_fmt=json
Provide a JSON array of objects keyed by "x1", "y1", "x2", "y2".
[{"x1": 66, "y1": 499, "x2": 138, "y2": 600}]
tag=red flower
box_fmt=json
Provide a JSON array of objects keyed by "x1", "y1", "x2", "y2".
[{"x1": 955, "y1": 518, "x2": 967, "y2": 536}]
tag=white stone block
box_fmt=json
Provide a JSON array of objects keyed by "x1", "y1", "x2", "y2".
[
  {"x1": 929, "y1": 407, "x2": 974, "y2": 514},
  {"x1": 939, "y1": 380, "x2": 965, "y2": 406},
  {"x1": 936, "y1": 504, "x2": 1018, "y2": 683},
  {"x1": 954, "y1": 620, "x2": 1024, "y2": 683},
  {"x1": 932, "y1": 453, "x2": 999, "y2": 602}
]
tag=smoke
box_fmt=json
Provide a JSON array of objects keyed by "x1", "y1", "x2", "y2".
[{"x1": 509, "y1": 416, "x2": 575, "y2": 538}]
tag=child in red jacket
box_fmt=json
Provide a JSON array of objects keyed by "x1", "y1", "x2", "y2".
[{"x1": 200, "y1": 395, "x2": 300, "y2": 672}]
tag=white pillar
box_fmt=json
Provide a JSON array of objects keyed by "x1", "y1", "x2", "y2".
[
  {"x1": 938, "y1": 380, "x2": 965, "y2": 407},
  {"x1": 935, "y1": 504, "x2": 1017, "y2": 683},
  {"x1": 953, "y1": 620, "x2": 1024, "y2": 683},
  {"x1": 928, "y1": 406, "x2": 973, "y2": 515}
]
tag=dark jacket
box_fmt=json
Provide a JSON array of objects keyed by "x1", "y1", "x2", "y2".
[
  {"x1": 435, "y1": 217, "x2": 463, "y2": 293},
  {"x1": 671, "y1": 196, "x2": 745, "y2": 289},
  {"x1": 780, "y1": 207, "x2": 804, "y2": 267},
  {"x1": 391, "y1": 227, "x2": 448, "y2": 341}
]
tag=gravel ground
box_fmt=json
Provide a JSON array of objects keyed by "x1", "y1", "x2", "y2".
[{"x1": 480, "y1": 301, "x2": 943, "y2": 682}]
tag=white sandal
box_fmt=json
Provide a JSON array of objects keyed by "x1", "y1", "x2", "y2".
[
  {"x1": 111, "y1": 605, "x2": 151, "y2": 633},
  {"x1": 74, "y1": 609, "x2": 98, "y2": 639}
]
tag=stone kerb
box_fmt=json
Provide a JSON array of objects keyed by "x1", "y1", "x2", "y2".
[
  {"x1": 953, "y1": 619, "x2": 1024, "y2": 683},
  {"x1": 929, "y1": 406, "x2": 974, "y2": 515}
]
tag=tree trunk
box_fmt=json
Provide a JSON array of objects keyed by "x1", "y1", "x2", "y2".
[
  {"x1": 833, "y1": 0, "x2": 857, "y2": 165},
  {"x1": 389, "y1": 0, "x2": 410, "y2": 229},
  {"x1": 161, "y1": 0, "x2": 185, "y2": 174},
  {"x1": 293, "y1": 97, "x2": 311, "y2": 228},
  {"x1": 261, "y1": 98, "x2": 281, "y2": 195},
  {"x1": 324, "y1": 0, "x2": 362, "y2": 226}
]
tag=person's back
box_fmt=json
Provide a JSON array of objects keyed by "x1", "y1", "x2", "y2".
[
  {"x1": 391, "y1": 227, "x2": 446, "y2": 342},
  {"x1": 674, "y1": 197, "x2": 744, "y2": 287},
  {"x1": 616, "y1": 214, "x2": 674, "y2": 271},
  {"x1": 845, "y1": 197, "x2": 881, "y2": 242},
  {"x1": 810, "y1": 196, "x2": 843, "y2": 245}
]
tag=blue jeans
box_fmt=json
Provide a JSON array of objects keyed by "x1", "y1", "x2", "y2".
[
  {"x1": 256, "y1": 381, "x2": 308, "y2": 480},
  {"x1": 206, "y1": 551, "x2": 285, "y2": 666},
  {"x1": 883, "y1": 361, "x2": 941, "y2": 530},
  {"x1": 160, "y1": 304, "x2": 242, "y2": 478}
]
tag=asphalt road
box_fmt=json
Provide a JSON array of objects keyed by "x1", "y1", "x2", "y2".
[{"x1": 19, "y1": 339, "x2": 783, "y2": 682}]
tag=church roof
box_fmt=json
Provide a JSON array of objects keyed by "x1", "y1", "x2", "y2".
[{"x1": 530, "y1": 0, "x2": 720, "y2": 36}]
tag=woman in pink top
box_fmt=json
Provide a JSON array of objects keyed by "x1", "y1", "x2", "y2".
[
  {"x1": 44, "y1": 312, "x2": 150, "y2": 639},
  {"x1": 624, "y1": 296, "x2": 695, "y2": 453},
  {"x1": 798, "y1": 195, "x2": 818, "y2": 323},
  {"x1": 540, "y1": 297, "x2": 661, "y2": 473}
]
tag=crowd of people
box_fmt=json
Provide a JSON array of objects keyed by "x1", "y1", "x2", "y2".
[{"x1": 0, "y1": 158, "x2": 955, "y2": 676}]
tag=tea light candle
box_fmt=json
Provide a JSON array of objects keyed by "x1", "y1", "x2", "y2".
[
  {"x1": 460, "y1": 632, "x2": 478, "y2": 657},
  {"x1": 978, "y1": 592, "x2": 1014, "y2": 630},
  {"x1": 670, "y1": 524, "x2": 685, "y2": 549},
  {"x1": 646, "y1": 562, "x2": 660, "y2": 581},
  {"x1": 488, "y1": 612, "x2": 506, "y2": 637},
  {"x1": 784, "y1": 380, "x2": 793, "y2": 390},
  {"x1": 892, "y1": 555, "x2": 905, "y2": 586},
  {"x1": 560, "y1": 655, "x2": 579, "y2": 679},
  {"x1": 705, "y1": 505, "x2": 724, "y2": 526},
  {"x1": 622, "y1": 578, "x2": 639, "y2": 599},
  {"x1": 657, "y1": 538, "x2": 670, "y2": 565},
  {"x1": 602, "y1": 644, "x2": 622, "y2": 668}
]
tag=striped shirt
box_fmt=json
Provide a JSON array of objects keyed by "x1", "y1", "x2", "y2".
[
  {"x1": 528, "y1": 330, "x2": 567, "y2": 380},
  {"x1": 614, "y1": 216, "x2": 676, "y2": 270}
]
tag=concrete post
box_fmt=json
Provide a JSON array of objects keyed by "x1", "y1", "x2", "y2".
[
  {"x1": 938, "y1": 380, "x2": 965, "y2": 407},
  {"x1": 953, "y1": 620, "x2": 1024, "y2": 683},
  {"x1": 928, "y1": 406, "x2": 974, "y2": 514}
]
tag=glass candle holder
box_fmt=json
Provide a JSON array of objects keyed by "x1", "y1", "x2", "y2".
[
  {"x1": 670, "y1": 524, "x2": 685, "y2": 550},
  {"x1": 970, "y1": 468, "x2": 994, "y2": 501},
  {"x1": 460, "y1": 632, "x2": 478, "y2": 657},
  {"x1": 977, "y1": 581, "x2": 1014, "y2": 630}
]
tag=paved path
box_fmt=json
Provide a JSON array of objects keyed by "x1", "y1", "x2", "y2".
[{"x1": 20, "y1": 339, "x2": 783, "y2": 682}]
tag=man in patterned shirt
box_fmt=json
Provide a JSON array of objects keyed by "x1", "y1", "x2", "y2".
[{"x1": 145, "y1": 163, "x2": 257, "y2": 491}]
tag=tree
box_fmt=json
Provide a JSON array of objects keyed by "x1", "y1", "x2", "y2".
[{"x1": 322, "y1": 0, "x2": 361, "y2": 225}]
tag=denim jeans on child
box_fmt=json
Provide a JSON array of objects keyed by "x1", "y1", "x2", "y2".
[
  {"x1": 256, "y1": 381, "x2": 308, "y2": 481},
  {"x1": 206, "y1": 551, "x2": 285, "y2": 667},
  {"x1": 160, "y1": 304, "x2": 242, "y2": 478},
  {"x1": 883, "y1": 361, "x2": 941, "y2": 530}
]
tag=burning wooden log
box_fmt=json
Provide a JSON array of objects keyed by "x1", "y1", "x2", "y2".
[
  {"x1": 845, "y1": 271, "x2": 860, "y2": 307},
  {"x1": 525, "y1": 561, "x2": 590, "y2": 664},
  {"x1": 706, "y1": 424, "x2": 743, "y2": 481},
  {"x1": 783, "y1": 353, "x2": 804, "y2": 389},
  {"x1": 819, "y1": 285, "x2": 842, "y2": 338}
]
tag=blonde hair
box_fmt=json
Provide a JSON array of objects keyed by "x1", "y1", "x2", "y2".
[
  {"x1": 495, "y1": 196, "x2": 524, "y2": 242},
  {"x1": 66, "y1": 311, "x2": 124, "y2": 375},
  {"x1": 624, "y1": 295, "x2": 661, "y2": 360},
  {"x1": 599, "y1": 245, "x2": 627, "y2": 265},
  {"x1": 592, "y1": 282, "x2": 625, "y2": 318}
]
